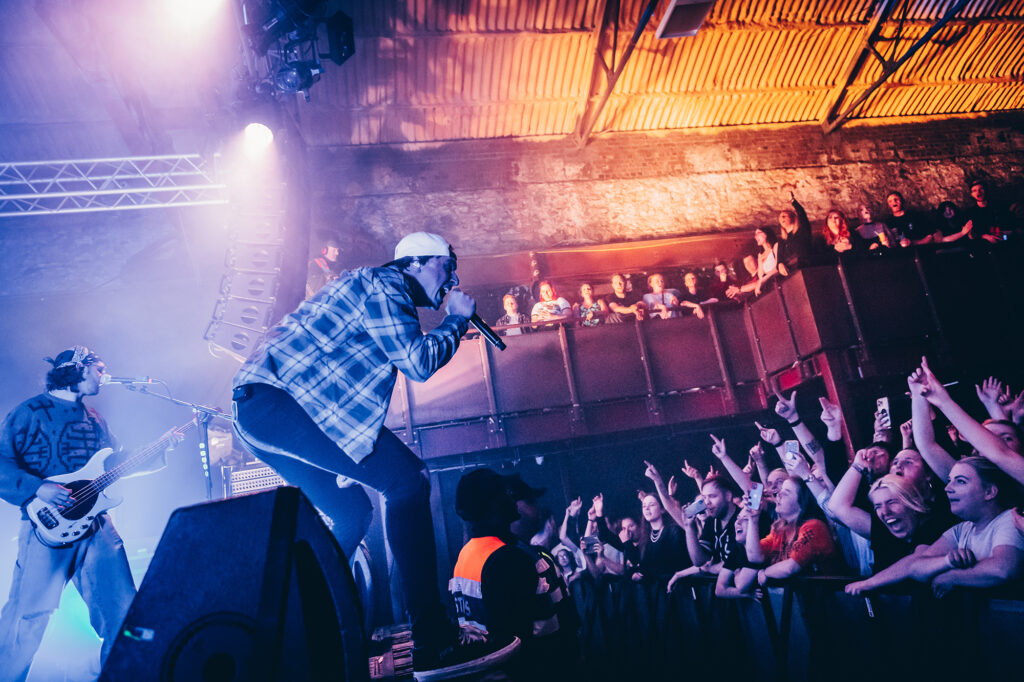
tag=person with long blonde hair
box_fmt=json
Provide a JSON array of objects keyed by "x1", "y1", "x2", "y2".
[{"x1": 829, "y1": 471, "x2": 948, "y2": 572}]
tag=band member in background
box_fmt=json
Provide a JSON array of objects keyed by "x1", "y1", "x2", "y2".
[
  {"x1": 305, "y1": 235, "x2": 343, "y2": 297},
  {"x1": 0, "y1": 347, "x2": 135, "y2": 682},
  {"x1": 232, "y1": 232, "x2": 518, "y2": 678}
]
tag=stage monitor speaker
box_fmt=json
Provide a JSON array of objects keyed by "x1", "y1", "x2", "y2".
[{"x1": 100, "y1": 487, "x2": 367, "y2": 682}]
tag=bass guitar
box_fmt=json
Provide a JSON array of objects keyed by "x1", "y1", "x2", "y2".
[{"x1": 24, "y1": 419, "x2": 197, "y2": 546}]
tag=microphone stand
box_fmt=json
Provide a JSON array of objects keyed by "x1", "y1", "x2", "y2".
[{"x1": 123, "y1": 384, "x2": 233, "y2": 501}]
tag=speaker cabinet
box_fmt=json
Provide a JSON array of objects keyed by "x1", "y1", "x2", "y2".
[{"x1": 101, "y1": 487, "x2": 367, "y2": 682}]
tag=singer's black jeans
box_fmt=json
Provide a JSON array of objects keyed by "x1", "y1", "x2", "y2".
[{"x1": 232, "y1": 382, "x2": 454, "y2": 647}]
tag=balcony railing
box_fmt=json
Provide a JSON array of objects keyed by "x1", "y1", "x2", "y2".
[{"x1": 386, "y1": 243, "x2": 1024, "y2": 459}]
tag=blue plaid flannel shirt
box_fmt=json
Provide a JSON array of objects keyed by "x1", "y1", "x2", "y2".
[{"x1": 233, "y1": 265, "x2": 469, "y2": 462}]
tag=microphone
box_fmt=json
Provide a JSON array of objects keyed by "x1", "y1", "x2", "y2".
[
  {"x1": 101, "y1": 375, "x2": 155, "y2": 385},
  {"x1": 469, "y1": 314, "x2": 507, "y2": 351}
]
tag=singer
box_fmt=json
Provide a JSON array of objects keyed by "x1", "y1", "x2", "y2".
[{"x1": 232, "y1": 232, "x2": 518, "y2": 678}]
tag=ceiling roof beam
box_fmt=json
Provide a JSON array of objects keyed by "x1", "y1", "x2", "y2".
[
  {"x1": 573, "y1": 0, "x2": 661, "y2": 148},
  {"x1": 821, "y1": 0, "x2": 973, "y2": 135},
  {"x1": 709, "y1": 15, "x2": 1024, "y2": 32}
]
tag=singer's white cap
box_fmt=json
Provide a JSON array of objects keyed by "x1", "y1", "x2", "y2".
[{"x1": 394, "y1": 232, "x2": 452, "y2": 260}]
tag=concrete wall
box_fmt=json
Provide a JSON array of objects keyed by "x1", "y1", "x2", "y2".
[{"x1": 310, "y1": 112, "x2": 1024, "y2": 265}]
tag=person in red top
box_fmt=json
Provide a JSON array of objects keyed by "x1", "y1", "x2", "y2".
[{"x1": 745, "y1": 476, "x2": 840, "y2": 585}]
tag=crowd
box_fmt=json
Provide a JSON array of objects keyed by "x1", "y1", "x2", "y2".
[
  {"x1": 537, "y1": 358, "x2": 1024, "y2": 602},
  {"x1": 446, "y1": 356, "x2": 1024, "y2": 677},
  {"x1": 493, "y1": 179, "x2": 1021, "y2": 333}
]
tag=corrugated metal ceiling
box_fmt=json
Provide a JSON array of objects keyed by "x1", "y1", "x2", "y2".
[
  {"x1": 1, "y1": 0, "x2": 1022, "y2": 157},
  {"x1": 290, "y1": 0, "x2": 1024, "y2": 146}
]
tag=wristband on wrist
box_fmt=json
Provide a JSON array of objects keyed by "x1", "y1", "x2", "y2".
[
  {"x1": 852, "y1": 464, "x2": 867, "y2": 476},
  {"x1": 788, "y1": 417, "x2": 802, "y2": 427}
]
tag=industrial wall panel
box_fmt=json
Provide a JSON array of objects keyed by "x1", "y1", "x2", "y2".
[
  {"x1": 491, "y1": 329, "x2": 573, "y2": 413},
  {"x1": 645, "y1": 316, "x2": 723, "y2": 391},
  {"x1": 407, "y1": 340, "x2": 491, "y2": 424},
  {"x1": 568, "y1": 324, "x2": 648, "y2": 403}
]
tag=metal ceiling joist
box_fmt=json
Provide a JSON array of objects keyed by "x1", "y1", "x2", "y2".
[
  {"x1": 573, "y1": 0, "x2": 661, "y2": 147},
  {"x1": 821, "y1": 0, "x2": 973, "y2": 134},
  {"x1": 0, "y1": 155, "x2": 228, "y2": 217}
]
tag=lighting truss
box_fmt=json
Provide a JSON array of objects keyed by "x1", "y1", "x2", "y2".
[{"x1": 0, "y1": 154, "x2": 228, "y2": 217}]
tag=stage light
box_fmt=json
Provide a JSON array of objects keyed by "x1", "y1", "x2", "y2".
[
  {"x1": 244, "y1": 122, "x2": 274, "y2": 154},
  {"x1": 243, "y1": 0, "x2": 325, "y2": 56},
  {"x1": 274, "y1": 60, "x2": 321, "y2": 93},
  {"x1": 322, "y1": 10, "x2": 355, "y2": 66},
  {"x1": 165, "y1": 0, "x2": 225, "y2": 30},
  {"x1": 655, "y1": 0, "x2": 714, "y2": 39}
]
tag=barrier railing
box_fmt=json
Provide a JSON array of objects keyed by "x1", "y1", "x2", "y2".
[{"x1": 568, "y1": 573, "x2": 1024, "y2": 681}]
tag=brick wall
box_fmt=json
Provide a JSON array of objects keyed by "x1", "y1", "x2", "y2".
[{"x1": 310, "y1": 112, "x2": 1024, "y2": 265}]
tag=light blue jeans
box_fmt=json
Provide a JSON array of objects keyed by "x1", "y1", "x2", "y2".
[{"x1": 0, "y1": 515, "x2": 135, "y2": 682}]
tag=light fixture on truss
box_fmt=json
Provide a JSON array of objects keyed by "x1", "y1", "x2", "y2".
[{"x1": 239, "y1": 0, "x2": 354, "y2": 100}]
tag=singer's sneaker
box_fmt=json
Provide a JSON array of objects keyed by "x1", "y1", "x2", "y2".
[{"x1": 413, "y1": 635, "x2": 520, "y2": 681}]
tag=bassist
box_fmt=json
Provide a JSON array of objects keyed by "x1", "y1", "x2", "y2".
[{"x1": 0, "y1": 346, "x2": 134, "y2": 682}]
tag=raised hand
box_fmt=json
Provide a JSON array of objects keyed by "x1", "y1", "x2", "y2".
[
  {"x1": 873, "y1": 406, "x2": 891, "y2": 437},
  {"x1": 644, "y1": 460, "x2": 662, "y2": 483},
  {"x1": 907, "y1": 366, "x2": 928, "y2": 398},
  {"x1": 706, "y1": 464, "x2": 719, "y2": 480},
  {"x1": 680, "y1": 460, "x2": 704, "y2": 490},
  {"x1": 785, "y1": 454, "x2": 811, "y2": 481},
  {"x1": 749, "y1": 441, "x2": 765, "y2": 463},
  {"x1": 567, "y1": 496, "x2": 583, "y2": 517},
  {"x1": 818, "y1": 397, "x2": 842, "y2": 429},
  {"x1": 742, "y1": 457, "x2": 754, "y2": 475},
  {"x1": 911, "y1": 357, "x2": 952, "y2": 406},
  {"x1": 899, "y1": 419, "x2": 914, "y2": 449},
  {"x1": 1007, "y1": 390, "x2": 1024, "y2": 424},
  {"x1": 975, "y1": 377, "x2": 1005, "y2": 412},
  {"x1": 710, "y1": 434, "x2": 727, "y2": 460},
  {"x1": 667, "y1": 475, "x2": 678, "y2": 497},
  {"x1": 592, "y1": 493, "x2": 604, "y2": 518},
  {"x1": 754, "y1": 420, "x2": 782, "y2": 446},
  {"x1": 774, "y1": 390, "x2": 799, "y2": 423},
  {"x1": 852, "y1": 448, "x2": 870, "y2": 472}
]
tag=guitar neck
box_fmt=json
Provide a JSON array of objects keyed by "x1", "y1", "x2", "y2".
[{"x1": 93, "y1": 420, "x2": 197, "y2": 492}]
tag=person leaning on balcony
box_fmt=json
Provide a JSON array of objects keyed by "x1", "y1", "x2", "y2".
[
  {"x1": 531, "y1": 280, "x2": 572, "y2": 325},
  {"x1": 604, "y1": 273, "x2": 645, "y2": 323},
  {"x1": 573, "y1": 282, "x2": 607, "y2": 327},
  {"x1": 642, "y1": 273, "x2": 681, "y2": 320}
]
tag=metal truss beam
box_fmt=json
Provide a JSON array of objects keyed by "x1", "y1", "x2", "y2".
[
  {"x1": 0, "y1": 155, "x2": 228, "y2": 217},
  {"x1": 573, "y1": 0, "x2": 661, "y2": 148},
  {"x1": 821, "y1": 0, "x2": 972, "y2": 134}
]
